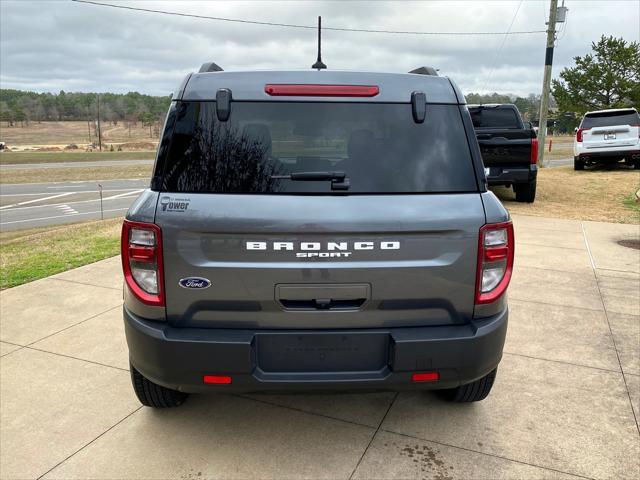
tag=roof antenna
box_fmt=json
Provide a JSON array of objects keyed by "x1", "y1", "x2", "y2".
[{"x1": 311, "y1": 16, "x2": 327, "y2": 70}]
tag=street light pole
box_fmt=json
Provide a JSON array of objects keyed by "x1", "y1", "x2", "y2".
[{"x1": 537, "y1": 0, "x2": 559, "y2": 167}]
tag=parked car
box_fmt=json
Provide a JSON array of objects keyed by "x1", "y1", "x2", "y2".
[
  {"x1": 122, "y1": 64, "x2": 513, "y2": 408},
  {"x1": 467, "y1": 104, "x2": 538, "y2": 203},
  {"x1": 574, "y1": 108, "x2": 640, "y2": 170}
]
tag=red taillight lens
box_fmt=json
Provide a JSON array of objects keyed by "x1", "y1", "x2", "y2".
[
  {"x1": 475, "y1": 221, "x2": 514, "y2": 305},
  {"x1": 121, "y1": 220, "x2": 164, "y2": 306},
  {"x1": 530, "y1": 137, "x2": 539, "y2": 165},
  {"x1": 411, "y1": 372, "x2": 439, "y2": 382},
  {"x1": 576, "y1": 128, "x2": 587, "y2": 142},
  {"x1": 264, "y1": 84, "x2": 379, "y2": 97},
  {"x1": 203, "y1": 375, "x2": 232, "y2": 385}
]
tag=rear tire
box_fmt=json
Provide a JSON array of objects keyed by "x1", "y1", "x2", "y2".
[
  {"x1": 130, "y1": 363, "x2": 188, "y2": 408},
  {"x1": 574, "y1": 157, "x2": 585, "y2": 170},
  {"x1": 439, "y1": 368, "x2": 497, "y2": 403},
  {"x1": 514, "y1": 181, "x2": 536, "y2": 203}
]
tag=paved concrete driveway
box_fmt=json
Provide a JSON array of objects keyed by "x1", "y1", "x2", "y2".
[{"x1": 1, "y1": 215, "x2": 639, "y2": 480}]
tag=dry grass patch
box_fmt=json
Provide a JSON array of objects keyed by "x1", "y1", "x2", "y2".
[
  {"x1": 0, "y1": 151, "x2": 154, "y2": 165},
  {"x1": 494, "y1": 165, "x2": 640, "y2": 224},
  {"x1": 0, "y1": 164, "x2": 152, "y2": 183},
  {"x1": 0, "y1": 218, "x2": 122, "y2": 289},
  {"x1": 542, "y1": 135, "x2": 574, "y2": 161},
  {"x1": 1, "y1": 121, "x2": 158, "y2": 146}
]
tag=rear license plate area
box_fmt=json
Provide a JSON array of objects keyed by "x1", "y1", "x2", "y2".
[
  {"x1": 604, "y1": 133, "x2": 616, "y2": 140},
  {"x1": 256, "y1": 333, "x2": 389, "y2": 373}
]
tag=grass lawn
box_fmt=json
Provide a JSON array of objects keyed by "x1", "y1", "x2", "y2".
[
  {"x1": 493, "y1": 165, "x2": 640, "y2": 224},
  {"x1": 0, "y1": 218, "x2": 122, "y2": 290},
  {"x1": 0, "y1": 151, "x2": 155, "y2": 164}
]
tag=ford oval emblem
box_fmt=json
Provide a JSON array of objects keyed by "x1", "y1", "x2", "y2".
[{"x1": 178, "y1": 277, "x2": 211, "y2": 289}]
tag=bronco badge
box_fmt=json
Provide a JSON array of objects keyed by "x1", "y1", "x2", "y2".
[{"x1": 178, "y1": 277, "x2": 211, "y2": 289}]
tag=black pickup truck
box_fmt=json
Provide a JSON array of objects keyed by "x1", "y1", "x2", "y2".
[{"x1": 468, "y1": 104, "x2": 538, "y2": 203}]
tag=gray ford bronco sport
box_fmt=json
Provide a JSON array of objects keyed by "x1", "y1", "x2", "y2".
[{"x1": 122, "y1": 63, "x2": 514, "y2": 408}]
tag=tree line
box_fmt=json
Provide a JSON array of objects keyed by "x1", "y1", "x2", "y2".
[{"x1": 0, "y1": 89, "x2": 171, "y2": 127}]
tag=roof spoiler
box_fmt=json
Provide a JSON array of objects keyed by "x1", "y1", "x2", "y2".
[
  {"x1": 199, "y1": 62, "x2": 223, "y2": 73},
  {"x1": 409, "y1": 66, "x2": 439, "y2": 76}
]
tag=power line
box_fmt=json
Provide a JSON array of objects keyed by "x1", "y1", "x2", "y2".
[
  {"x1": 481, "y1": 0, "x2": 525, "y2": 92},
  {"x1": 71, "y1": 0, "x2": 546, "y2": 36}
]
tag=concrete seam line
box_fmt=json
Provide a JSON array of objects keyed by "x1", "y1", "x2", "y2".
[
  {"x1": 35, "y1": 406, "x2": 143, "y2": 480},
  {"x1": 234, "y1": 393, "x2": 376, "y2": 430},
  {"x1": 348, "y1": 392, "x2": 399, "y2": 479},
  {"x1": 50, "y1": 277, "x2": 122, "y2": 292},
  {"x1": 580, "y1": 222, "x2": 640, "y2": 436},
  {"x1": 380, "y1": 428, "x2": 595, "y2": 480},
  {"x1": 25, "y1": 345, "x2": 129, "y2": 372},
  {"x1": 502, "y1": 351, "x2": 623, "y2": 375},
  {"x1": 508, "y1": 297, "x2": 605, "y2": 313},
  {"x1": 25, "y1": 304, "x2": 122, "y2": 347}
]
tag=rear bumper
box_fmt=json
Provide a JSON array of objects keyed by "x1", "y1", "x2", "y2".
[
  {"x1": 486, "y1": 165, "x2": 537, "y2": 186},
  {"x1": 124, "y1": 306, "x2": 508, "y2": 393},
  {"x1": 577, "y1": 149, "x2": 640, "y2": 162}
]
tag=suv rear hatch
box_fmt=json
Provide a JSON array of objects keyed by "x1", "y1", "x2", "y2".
[
  {"x1": 580, "y1": 109, "x2": 640, "y2": 149},
  {"x1": 155, "y1": 99, "x2": 485, "y2": 330}
]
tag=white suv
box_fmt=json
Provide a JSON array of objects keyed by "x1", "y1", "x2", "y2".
[{"x1": 574, "y1": 108, "x2": 640, "y2": 170}]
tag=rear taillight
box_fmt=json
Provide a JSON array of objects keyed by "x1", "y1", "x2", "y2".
[
  {"x1": 530, "y1": 137, "x2": 539, "y2": 165},
  {"x1": 264, "y1": 84, "x2": 379, "y2": 97},
  {"x1": 475, "y1": 221, "x2": 514, "y2": 305},
  {"x1": 121, "y1": 220, "x2": 164, "y2": 306},
  {"x1": 576, "y1": 128, "x2": 589, "y2": 142}
]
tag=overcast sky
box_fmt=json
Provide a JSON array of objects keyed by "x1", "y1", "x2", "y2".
[{"x1": 1, "y1": 0, "x2": 638, "y2": 97}]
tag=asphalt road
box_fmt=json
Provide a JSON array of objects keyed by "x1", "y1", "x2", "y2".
[{"x1": 0, "y1": 179, "x2": 148, "y2": 231}]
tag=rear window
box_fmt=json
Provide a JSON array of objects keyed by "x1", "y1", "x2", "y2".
[
  {"x1": 160, "y1": 102, "x2": 477, "y2": 194},
  {"x1": 469, "y1": 107, "x2": 521, "y2": 129},
  {"x1": 581, "y1": 110, "x2": 640, "y2": 129}
]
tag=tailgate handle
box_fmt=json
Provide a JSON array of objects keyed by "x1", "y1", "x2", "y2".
[
  {"x1": 279, "y1": 298, "x2": 366, "y2": 310},
  {"x1": 276, "y1": 283, "x2": 370, "y2": 311}
]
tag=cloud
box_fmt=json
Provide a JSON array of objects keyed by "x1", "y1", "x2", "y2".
[{"x1": 1, "y1": 0, "x2": 638, "y2": 97}]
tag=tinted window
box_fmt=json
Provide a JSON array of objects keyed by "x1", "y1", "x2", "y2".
[
  {"x1": 469, "y1": 107, "x2": 520, "y2": 129},
  {"x1": 581, "y1": 110, "x2": 640, "y2": 128},
  {"x1": 161, "y1": 102, "x2": 477, "y2": 194}
]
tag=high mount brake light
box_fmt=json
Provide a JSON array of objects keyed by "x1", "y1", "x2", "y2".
[
  {"x1": 475, "y1": 221, "x2": 514, "y2": 305},
  {"x1": 121, "y1": 220, "x2": 165, "y2": 306},
  {"x1": 264, "y1": 84, "x2": 379, "y2": 97}
]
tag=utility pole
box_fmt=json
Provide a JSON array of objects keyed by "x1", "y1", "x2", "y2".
[
  {"x1": 86, "y1": 102, "x2": 92, "y2": 145},
  {"x1": 537, "y1": 0, "x2": 563, "y2": 167},
  {"x1": 97, "y1": 93, "x2": 102, "y2": 152}
]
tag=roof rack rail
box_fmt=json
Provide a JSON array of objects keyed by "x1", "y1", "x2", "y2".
[
  {"x1": 409, "y1": 66, "x2": 439, "y2": 76},
  {"x1": 199, "y1": 62, "x2": 223, "y2": 73}
]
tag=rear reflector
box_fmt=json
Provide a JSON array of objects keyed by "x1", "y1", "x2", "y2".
[
  {"x1": 203, "y1": 375, "x2": 232, "y2": 385},
  {"x1": 411, "y1": 372, "x2": 439, "y2": 382},
  {"x1": 265, "y1": 84, "x2": 379, "y2": 97}
]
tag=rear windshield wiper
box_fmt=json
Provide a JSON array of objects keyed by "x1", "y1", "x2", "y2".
[{"x1": 271, "y1": 171, "x2": 350, "y2": 190}]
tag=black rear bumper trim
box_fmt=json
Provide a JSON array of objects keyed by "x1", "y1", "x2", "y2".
[{"x1": 124, "y1": 306, "x2": 508, "y2": 393}]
